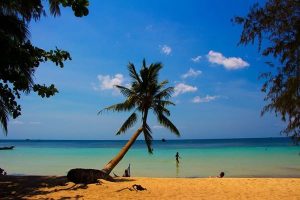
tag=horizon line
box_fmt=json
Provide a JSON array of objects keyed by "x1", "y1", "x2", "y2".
[{"x1": 0, "y1": 136, "x2": 288, "y2": 141}]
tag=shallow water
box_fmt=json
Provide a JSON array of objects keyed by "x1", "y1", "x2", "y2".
[{"x1": 0, "y1": 138, "x2": 299, "y2": 177}]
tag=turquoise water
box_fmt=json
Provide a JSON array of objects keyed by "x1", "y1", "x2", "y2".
[{"x1": 0, "y1": 138, "x2": 299, "y2": 177}]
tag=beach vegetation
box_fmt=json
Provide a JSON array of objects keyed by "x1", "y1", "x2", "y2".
[
  {"x1": 234, "y1": 0, "x2": 300, "y2": 143},
  {"x1": 0, "y1": 0, "x2": 89, "y2": 134}
]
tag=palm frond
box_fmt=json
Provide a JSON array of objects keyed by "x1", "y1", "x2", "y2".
[
  {"x1": 98, "y1": 100, "x2": 135, "y2": 114},
  {"x1": 157, "y1": 114, "x2": 180, "y2": 136},
  {"x1": 127, "y1": 62, "x2": 141, "y2": 83},
  {"x1": 0, "y1": 100, "x2": 8, "y2": 135},
  {"x1": 154, "y1": 87, "x2": 174, "y2": 99},
  {"x1": 140, "y1": 64, "x2": 149, "y2": 84},
  {"x1": 154, "y1": 100, "x2": 175, "y2": 107},
  {"x1": 116, "y1": 112, "x2": 137, "y2": 135},
  {"x1": 49, "y1": 0, "x2": 61, "y2": 17},
  {"x1": 153, "y1": 105, "x2": 171, "y2": 116},
  {"x1": 148, "y1": 62, "x2": 162, "y2": 83},
  {"x1": 115, "y1": 85, "x2": 134, "y2": 97},
  {"x1": 20, "y1": 67, "x2": 35, "y2": 94},
  {"x1": 162, "y1": 108, "x2": 170, "y2": 116},
  {"x1": 157, "y1": 80, "x2": 169, "y2": 89},
  {"x1": 142, "y1": 59, "x2": 146, "y2": 69},
  {"x1": 0, "y1": 14, "x2": 29, "y2": 42},
  {"x1": 143, "y1": 123, "x2": 153, "y2": 154},
  {"x1": 14, "y1": 0, "x2": 44, "y2": 21}
]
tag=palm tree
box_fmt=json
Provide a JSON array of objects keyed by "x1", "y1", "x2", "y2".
[{"x1": 99, "y1": 59, "x2": 180, "y2": 175}]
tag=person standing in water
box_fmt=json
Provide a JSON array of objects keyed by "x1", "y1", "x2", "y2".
[{"x1": 175, "y1": 152, "x2": 181, "y2": 164}]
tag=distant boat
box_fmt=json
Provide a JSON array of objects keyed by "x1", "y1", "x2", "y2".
[
  {"x1": 162, "y1": 138, "x2": 166, "y2": 142},
  {"x1": 0, "y1": 146, "x2": 14, "y2": 150}
]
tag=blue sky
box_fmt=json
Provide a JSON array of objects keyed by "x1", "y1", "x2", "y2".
[{"x1": 1, "y1": 0, "x2": 285, "y2": 140}]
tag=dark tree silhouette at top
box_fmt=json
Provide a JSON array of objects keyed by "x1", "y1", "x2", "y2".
[
  {"x1": 234, "y1": 0, "x2": 300, "y2": 143},
  {"x1": 0, "y1": 0, "x2": 89, "y2": 134}
]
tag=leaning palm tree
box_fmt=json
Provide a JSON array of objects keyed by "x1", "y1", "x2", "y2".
[{"x1": 99, "y1": 59, "x2": 180, "y2": 175}]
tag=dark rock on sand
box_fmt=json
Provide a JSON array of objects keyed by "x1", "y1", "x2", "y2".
[{"x1": 67, "y1": 168, "x2": 113, "y2": 184}]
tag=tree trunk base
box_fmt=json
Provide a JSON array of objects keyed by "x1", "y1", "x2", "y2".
[{"x1": 67, "y1": 168, "x2": 114, "y2": 184}]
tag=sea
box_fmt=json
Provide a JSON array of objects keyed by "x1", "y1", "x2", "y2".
[{"x1": 0, "y1": 138, "x2": 299, "y2": 178}]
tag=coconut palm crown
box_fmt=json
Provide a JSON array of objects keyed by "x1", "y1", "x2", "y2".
[{"x1": 101, "y1": 59, "x2": 180, "y2": 154}]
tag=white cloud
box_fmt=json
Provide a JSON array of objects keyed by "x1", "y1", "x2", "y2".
[
  {"x1": 181, "y1": 68, "x2": 202, "y2": 79},
  {"x1": 173, "y1": 83, "x2": 197, "y2": 96},
  {"x1": 29, "y1": 121, "x2": 41, "y2": 125},
  {"x1": 11, "y1": 120, "x2": 24, "y2": 125},
  {"x1": 153, "y1": 125, "x2": 164, "y2": 129},
  {"x1": 10, "y1": 121, "x2": 42, "y2": 125},
  {"x1": 191, "y1": 56, "x2": 202, "y2": 63},
  {"x1": 207, "y1": 50, "x2": 249, "y2": 70},
  {"x1": 91, "y1": 83, "x2": 98, "y2": 91},
  {"x1": 192, "y1": 95, "x2": 219, "y2": 103},
  {"x1": 160, "y1": 45, "x2": 172, "y2": 55},
  {"x1": 96, "y1": 74, "x2": 124, "y2": 90}
]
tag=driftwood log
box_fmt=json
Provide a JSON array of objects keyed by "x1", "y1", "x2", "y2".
[{"x1": 67, "y1": 168, "x2": 114, "y2": 184}]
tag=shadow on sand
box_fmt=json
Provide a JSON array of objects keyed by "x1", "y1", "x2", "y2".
[
  {"x1": 0, "y1": 175, "x2": 136, "y2": 199},
  {"x1": 113, "y1": 177, "x2": 136, "y2": 182},
  {"x1": 0, "y1": 175, "x2": 87, "y2": 200}
]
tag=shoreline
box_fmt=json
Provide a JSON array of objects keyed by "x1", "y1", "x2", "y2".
[
  {"x1": 0, "y1": 137, "x2": 292, "y2": 141},
  {"x1": 1, "y1": 175, "x2": 300, "y2": 199},
  {"x1": 5, "y1": 174, "x2": 300, "y2": 178}
]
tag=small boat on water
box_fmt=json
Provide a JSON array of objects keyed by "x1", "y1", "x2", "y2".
[{"x1": 0, "y1": 146, "x2": 14, "y2": 150}]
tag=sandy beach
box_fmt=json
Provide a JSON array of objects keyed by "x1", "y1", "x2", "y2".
[{"x1": 1, "y1": 176, "x2": 300, "y2": 200}]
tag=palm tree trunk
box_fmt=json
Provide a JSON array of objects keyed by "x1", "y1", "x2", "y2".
[{"x1": 101, "y1": 127, "x2": 143, "y2": 175}]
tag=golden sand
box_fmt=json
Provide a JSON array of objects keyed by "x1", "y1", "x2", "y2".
[{"x1": 1, "y1": 176, "x2": 300, "y2": 200}]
